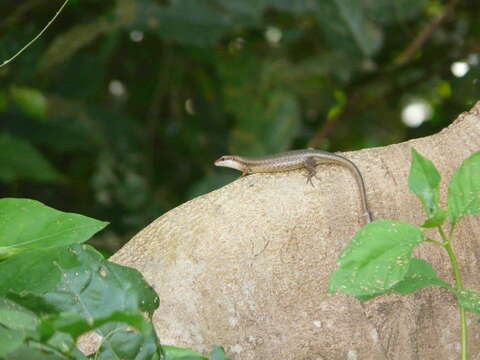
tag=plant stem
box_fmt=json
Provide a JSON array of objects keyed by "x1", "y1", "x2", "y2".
[
  {"x1": 439, "y1": 226, "x2": 467, "y2": 360},
  {"x1": 0, "y1": 0, "x2": 70, "y2": 68},
  {"x1": 425, "y1": 237, "x2": 445, "y2": 246}
]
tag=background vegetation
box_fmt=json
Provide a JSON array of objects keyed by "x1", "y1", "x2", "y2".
[{"x1": 1, "y1": 0, "x2": 479, "y2": 253}]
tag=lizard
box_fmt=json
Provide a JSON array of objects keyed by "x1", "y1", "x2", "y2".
[{"x1": 214, "y1": 149, "x2": 372, "y2": 223}]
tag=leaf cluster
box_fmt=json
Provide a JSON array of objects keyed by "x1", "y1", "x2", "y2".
[
  {"x1": 0, "y1": 198, "x2": 162, "y2": 358},
  {"x1": 329, "y1": 149, "x2": 480, "y2": 314},
  {"x1": 0, "y1": 198, "x2": 231, "y2": 359}
]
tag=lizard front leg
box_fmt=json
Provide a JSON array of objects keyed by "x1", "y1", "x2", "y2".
[{"x1": 303, "y1": 157, "x2": 318, "y2": 186}]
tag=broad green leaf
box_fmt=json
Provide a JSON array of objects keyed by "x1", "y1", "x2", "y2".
[
  {"x1": 0, "y1": 309, "x2": 37, "y2": 332},
  {"x1": 0, "y1": 297, "x2": 39, "y2": 357},
  {"x1": 0, "y1": 134, "x2": 62, "y2": 184},
  {"x1": 0, "y1": 198, "x2": 108, "y2": 259},
  {"x1": 96, "y1": 324, "x2": 161, "y2": 360},
  {"x1": 0, "y1": 246, "x2": 89, "y2": 296},
  {"x1": 209, "y1": 346, "x2": 231, "y2": 360},
  {"x1": 420, "y1": 208, "x2": 447, "y2": 228},
  {"x1": 163, "y1": 345, "x2": 208, "y2": 360},
  {"x1": 10, "y1": 86, "x2": 47, "y2": 119},
  {"x1": 329, "y1": 220, "x2": 424, "y2": 297},
  {"x1": 0, "y1": 245, "x2": 161, "y2": 358},
  {"x1": 408, "y1": 148, "x2": 446, "y2": 227},
  {"x1": 391, "y1": 258, "x2": 451, "y2": 294},
  {"x1": 8, "y1": 311, "x2": 160, "y2": 360},
  {"x1": 39, "y1": 311, "x2": 156, "y2": 340},
  {"x1": 0, "y1": 297, "x2": 38, "y2": 331},
  {"x1": 44, "y1": 332, "x2": 81, "y2": 358},
  {"x1": 0, "y1": 327, "x2": 26, "y2": 358},
  {"x1": 5, "y1": 293, "x2": 57, "y2": 315},
  {"x1": 315, "y1": 0, "x2": 383, "y2": 57},
  {"x1": 447, "y1": 151, "x2": 480, "y2": 225},
  {"x1": 4, "y1": 345, "x2": 82, "y2": 360},
  {"x1": 354, "y1": 257, "x2": 451, "y2": 302},
  {"x1": 408, "y1": 148, "x2": 441, "y2": 216},
  {"x1": 0, "y1": 245, "x2": 159, "y2": 319},
  {"x1": 456, "y1": 289, "x2": 480, "y2": 315}
]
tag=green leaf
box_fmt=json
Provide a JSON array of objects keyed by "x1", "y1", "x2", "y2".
[
  {"x1": 132, "y1": 0, "x2": 249, "y2": 46},
  {"x1": 420, "y1": 208, "x2": 447, "y2": 228},
  {"x1": 329, "y1": 220, "x2": 424, "y2": 297},
  {"x1": 44, "y1": 332, "x2": 81, "y2": 358},
  {"x1": 163, "y1": 345, "x2": 207, "y2": 360},
  {"x1": 0, "y1": 134, "x2": 62, "y2": 184},
  {"x1": 408, "y1": 148, "x2": 444, "y2": 226},
  {"x1": 0, "y1": 297, "x2": 39, "y2": 357},
  {"x1": 0, "y1": 245, "x2": 161, "y2": 358},
  {"x1": 209, "y1": 346, "x2": 231, "y2": 360},
  {"x1": 0, "y1": 245, "x2": 159, "y2": 319},
  {"x1": 456, "y1": 289, "x2": 480, "y2": 315},
  {"x1": 10, "y1": 86, "x2": 47, "y2": 119},
  {"x1": 0, "y1": 297, "x2": 38, "y2": 331},
  {"x1": 4, "y1": 346, "x2": 74, "y2": 359},
  {"x1": 391, "y1": 258, "x2": 451, "y2": 294},
  {"x1": 10, "y1": 311, "x2": 159, "y2": 359},
  {"x1": 0, "y1": 327, "x2": 27, "y2": 358},
  {"x1": 40, "y1": 311, "x2": 156, "y2": 340},
  {"x1": 0, "y1": 198, "x2": 108, "y2": 259},
  {"x1": 96, "y1": 324, "x2": 161, "y2": 360},
  {"x1": 363, "y1": 0, "x2": 427, "y2": 24},
  {"x1": 447, "y1": 151, "x2": 480, "y2": 225},
  {"x1": 315, "y1": 0, "x2": 383, "y2": 57}
]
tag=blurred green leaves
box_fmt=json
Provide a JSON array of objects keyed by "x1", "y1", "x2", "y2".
[
  {"x1": 129, "y1": 0, "x2": 425, "y2": 55},
  {"x1": 0, "y1": 134, "x2": 62, "y2": 184},
  {"x1": 1, "y1": 0, "x2": 477, "y2": 252},
  {"x1": 315, "y1": 0, "x2": 382, "y2": 57},
  {"x1": 10, "y1": 86, "x2": 47, "y2": 119}
]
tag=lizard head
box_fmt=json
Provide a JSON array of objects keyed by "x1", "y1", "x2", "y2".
[{"x1": 214, "y1": 155, "x2": 247, "y2": 173}]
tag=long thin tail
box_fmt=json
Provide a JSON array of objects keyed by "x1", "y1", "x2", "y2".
[{"x1": 328, "y1": 154, "x2": 373, "y2": 224}]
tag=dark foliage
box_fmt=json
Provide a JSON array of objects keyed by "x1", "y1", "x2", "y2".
[{"x1": 1, "y1": 0, "x2": 479, "y2": 252}]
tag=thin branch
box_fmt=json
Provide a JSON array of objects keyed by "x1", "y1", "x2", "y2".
[
  {"x1": 0, "y1": 0, "x2": 70, "y2": 68},
  {"x1": 394, "y1": 0, "x2": 460, "y2": 67}
]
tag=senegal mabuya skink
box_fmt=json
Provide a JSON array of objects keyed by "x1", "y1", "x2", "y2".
[{"x1": 214, "y1": 149, "x2": 372, "y2": 223}]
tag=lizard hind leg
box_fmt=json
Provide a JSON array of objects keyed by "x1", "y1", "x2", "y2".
[{"x1": 303, "y1": 156, "x2": 319, "y2": 186}]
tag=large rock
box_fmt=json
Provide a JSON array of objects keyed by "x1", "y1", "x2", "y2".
[{"x1": 109, "y1": 102, "x2": 480, "y2": 359}]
